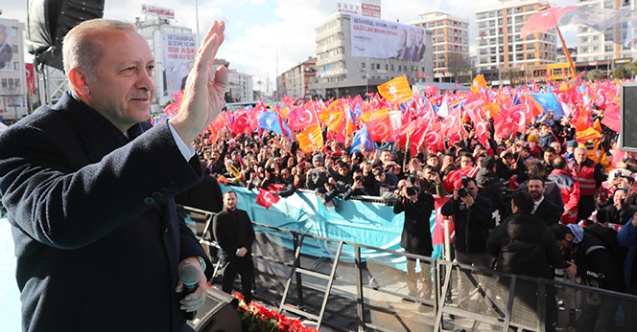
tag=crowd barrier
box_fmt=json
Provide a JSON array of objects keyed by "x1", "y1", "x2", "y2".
[
  {"x1": 220, "y1": 185, "x2": 444, "y2": 265},
  {"x1": 251, "y1": 223, "x2": 637, "y2": 331}
]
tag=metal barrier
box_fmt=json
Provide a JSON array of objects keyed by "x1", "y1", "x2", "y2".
[{"x1": 180, "y1": 205, "x2": 637, "y2": 332}]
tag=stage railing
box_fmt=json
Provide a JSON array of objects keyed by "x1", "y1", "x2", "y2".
[{"x1": 180, "y1": 205, "x2": 637, "y2": 332}]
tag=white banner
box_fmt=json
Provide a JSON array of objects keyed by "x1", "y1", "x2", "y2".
[
  {"x1": 350, "y1": 14, "x2": 426, "y2": 62},
  {"x1": 0, "y1": 18, "x2": 17, "y2": 72},
  {"x1": 162, "y1": 32, "x2": 197, "y2": 97}
]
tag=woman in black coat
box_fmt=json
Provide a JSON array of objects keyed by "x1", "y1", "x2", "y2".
[{"x1": 393, "y1": 179, "x2": 435, "y2": 297}]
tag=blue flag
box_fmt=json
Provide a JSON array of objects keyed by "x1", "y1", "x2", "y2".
[
  {"x1": 350, "y1": 125, "x2": 375, "y2": 154},
  {"x1": 257, "y1": 112, "x2": 283, "y2": 135},
  {"x1": 530, "y1": 92, "x2": 564, "y2": 120}
]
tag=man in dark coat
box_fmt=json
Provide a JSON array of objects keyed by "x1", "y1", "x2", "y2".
[
  {"x1": 487, "y1": 190, "x2": 564, "y2": 332},
  {"x1": 393, "y1": 181, "x2": 435, "y2": 298},
  {"x1": 0, "y1": 19, "x2": 225, "y2": 331},
  {"x1": 552, "y1": 223, "x2": 623, "y2": 331},
  {"x1": 213, "y1": 190, "x2": 256, "y2": 303},
  {"x1": 441, "y1": 176, "x2": 493, "y2": 306},
  {"x1": 476, "y1": 155, "x2": 508, "y2": 220},
  {"x1": 528, "y1": 175, "x2": 564, "y2": 227}
]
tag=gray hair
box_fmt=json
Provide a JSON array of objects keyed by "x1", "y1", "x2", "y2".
[{"x1": 63, "y1": 19, "x2": 136, "y2": 81}]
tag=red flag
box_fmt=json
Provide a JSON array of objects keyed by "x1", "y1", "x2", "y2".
[
  {"x1": 232, "y1": 111, "x2": 251, "y2": 136},
  {"x1": 601, "y1": 103, "x2": 620, "y2": 133},
  {"x1": 256, "y1": 189, "x2": 280, "y2": 209},
  {"x1": 366, "y1": 111, "x2": 395, "y2": 142},
  {"x1": 432, "y1": 196, "x2": 454, "y2": 246},
  {"x1": 287, "y1": 101, "x2": 319, "y2": 131},
  {"x1": 443, "y1": 166, "x2": 479, "y2": 194}
]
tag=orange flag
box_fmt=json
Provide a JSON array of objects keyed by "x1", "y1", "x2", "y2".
[
  {"x1": 319, "y1": 99, "x2": 345, "y2": 133},
  {"x1": 471, "y1": 74, "x2": 487, "y2": 94},
  {"x1": 575, "y1": 127, "x2": 602, "y2": 143},
  {"x1": 298, "y1": 125, "x2": 324, "y2": 153},
  {"x1": 377, "y1": 75, "x2": 413, "y2": 104}
]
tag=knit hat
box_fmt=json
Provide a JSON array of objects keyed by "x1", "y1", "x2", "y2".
[
  {"x1": 567, "y1": 140, "x2": 578, "y2": 148},
  {"x1": 527, "y1": 134, "x2": 539, "y2": 143},
  {"x1": 312, "y1": 154, "x2": 324, "y2": 164}
]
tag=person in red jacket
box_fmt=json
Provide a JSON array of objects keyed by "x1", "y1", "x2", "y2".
[
  {"x1": 570, "y1": 147, "x2": 606, "y2": 220},
  {"x1": 548, "y1": 156, "x2": 580, "y2": 224}
]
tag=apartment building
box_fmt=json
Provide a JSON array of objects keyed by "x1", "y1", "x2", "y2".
[
  {"x1": 575, "y1": 0, "x2": 634, "y2": 65},
  {"x1": 408, "y1": 12, "x2": 470, "y2": 82},
  {"x1": 475, "y1": 0, "x2": 557, "y2": 84},
  {"x1": 276, "y1": 57, "x2": 317, "y2": 100},
  {"x1": 310, "y1": 12, "x2": 433, "y2": 100}
]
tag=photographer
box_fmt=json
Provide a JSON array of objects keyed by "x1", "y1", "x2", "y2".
[
  {"x1": 306, "y1": 154, "x2": 329, "y2": 194},
  {"x1": 393, "y1": 178, "x2": 435, "y2": 299},
  {"x1": 441, "y1": 176, "x2": 493, "y2": 306}
]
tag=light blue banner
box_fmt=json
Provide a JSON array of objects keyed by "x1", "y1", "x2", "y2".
[{"x1": 221, "y1": 185, "x2": 442, "y2": 263}]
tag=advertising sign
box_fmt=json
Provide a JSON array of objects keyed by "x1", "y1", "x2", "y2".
[{"x1": 350, "y1": 14, "x2": 426, "y2": 62}]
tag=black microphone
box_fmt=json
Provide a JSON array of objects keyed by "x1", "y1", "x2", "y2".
[{"x1": 178, "y1": 263, "x2": 201, "y2": 320}]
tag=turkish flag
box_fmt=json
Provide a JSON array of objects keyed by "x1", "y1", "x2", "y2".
[
  {"x1": 432, "y1": 196, "x2": 454, "y2": 246},
  {"x1": 256, "y1": 189, "x2": 280, "y2": 209}
]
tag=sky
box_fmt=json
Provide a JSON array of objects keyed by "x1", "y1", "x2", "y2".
[{"x1": 2, "y1": 0, "x2": 574, "y2": 92}]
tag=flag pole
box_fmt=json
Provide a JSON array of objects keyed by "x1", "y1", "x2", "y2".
[{"x1": 555, "y1": 26, "x2": 577, "y2": 80}]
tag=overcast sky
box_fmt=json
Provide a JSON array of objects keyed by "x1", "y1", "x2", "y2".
[{"x1": 2, "y1": 0, "x2": 574, "y2": 91}]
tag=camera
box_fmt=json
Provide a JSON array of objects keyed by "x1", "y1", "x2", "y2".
[
  {"x1": 406, "y1": 186, "x2": 417, "y2": 196},
  {"x1": 457, "y1": 187, "x2": 469, "y2": 198},
  {"x1": 354, "y1": 176, "x2": 363, "y2": 182}
]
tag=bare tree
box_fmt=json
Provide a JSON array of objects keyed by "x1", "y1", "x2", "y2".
[{"x1": 447, "y1": 53, "x2": 471, "y2": 83}]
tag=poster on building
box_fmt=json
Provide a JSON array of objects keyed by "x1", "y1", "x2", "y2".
[
  {"x1": 0, "y1": 18, "x2": 16, "y2": 72},
  {"x1": 162, "y1": 32, "x2": 196, "y2": 97},
  {"x1": 350, "y1": 14, "x2": 426, "y2": 62}
]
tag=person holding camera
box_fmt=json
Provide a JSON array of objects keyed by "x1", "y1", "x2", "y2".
[
  {"x1": 441, "y1": 176, "x2": 493, "y2": 307},
  {"x1": 393, "y1": 178, "x2": 435, "y2": 299}
]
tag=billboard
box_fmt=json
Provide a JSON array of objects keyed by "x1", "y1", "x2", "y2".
[
  {"x1": 142, "y1": 4, "x2": 175, "y2": 19},
  {"x1": 0, "y1": 18, "x2": 16, "y2": 72},
  {"x1": 162, "y1": 32, "x2": 197, "y2": 97},
  {"x1": 350, "y1": 14, "x2": 426, "y2": 62}
]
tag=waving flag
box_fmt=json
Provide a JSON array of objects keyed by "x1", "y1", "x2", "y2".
[
  {"x1": 601, "y1": 103, "x2": 620, "y2": 133},
  {"x1": 365, "y1": 111, "x2": 395, "y2": 143},
  {"x1": 256, "y1": 188, "x2": 280, "y2": 209},
  {"x1": 530, "y1": 92, "x2": 564, "y2": 119},
  {"x1": 471, "y1": 74, "x2": 487, "y2": 94},
  {"x1": 320, "y1": 99, "x2": 346, "y2": 133},
  {"x1": 350, "y1": 125, "x2": 375, "y2": 153},
  {"x1": 287, "y1": 101, "x2": 319, "y2": 131},
  {"x1": 257, "y1": 112, "x2": 283, "y2": 135},
  {"x1": 232, "y1": 111, "x2": 252, "y2": 136},
  {"x1": 378, "y1": 75, "x2": 413, "y2": 104},
  {"x1": 298, "y1": 125, "x2": 324, "y2": 153}
]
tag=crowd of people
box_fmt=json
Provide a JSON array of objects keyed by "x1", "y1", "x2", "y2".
[{"x1": 188, "y1": 89, "x2": 637, "y2": 331}]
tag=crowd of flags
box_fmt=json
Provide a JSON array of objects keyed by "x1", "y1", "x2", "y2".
[{"x1": 156, "y1": 74, "x2": 626, "y2": 209}]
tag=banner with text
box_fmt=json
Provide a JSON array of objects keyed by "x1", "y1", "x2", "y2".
[
  {"x1": 350, "y1": 14, "x2": 426, "y2": 62},
  {"x1": 162, "y1": 32, "x2": 196, "y2": 97}
]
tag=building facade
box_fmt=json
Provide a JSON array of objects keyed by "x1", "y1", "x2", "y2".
[
  {"x1": 310, "y1": 12, "x2": 434, "y2": 100},
  {"x1": 475, "y1": 0, "x2": 557, "y2": 84},
  {"x1": 409, "y1": 12, "x2": 470, "y2": 83},
  {"x1": 0, "y1": 18, "x2": 28, "y2": 122},
  {"x1": 276, "y1": 57, "x2": 317, "y2": 101},
  {"x1": 575, "y1": 0, "x2": 634, "y2": 74},
  {"x1": 227, "y1": 69, "x2": 254, "y2": 103}
]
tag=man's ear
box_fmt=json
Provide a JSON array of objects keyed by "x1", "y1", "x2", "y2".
[{"x1": 68, "y1": 67, "x2": 90, "y2": 99}]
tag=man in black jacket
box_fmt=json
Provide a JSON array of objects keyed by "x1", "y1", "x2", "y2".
[
  {"x1": 476, "y1": 155, "x2": 508, "y2": 220},
  {"x1": 0, "y1": 19, "x2": 222, "y2": 332},
  {"x1": 528, "y1": 175, "x2": 564, "y2": 227},
  {"x1": 393, "y1": 181, "x2": 435, "y2": 298},
  {"x1": 213, "y1": 190, "x2": 256, "y2": 303},
  {"x1": 487, "y1": 191, "x2": 564, "y2": 332},
  {"x1": 441, "y1": 176, "x2": 493, "y2": 306},
  {"x1": 551, "y1": 223, "x2": 623, "y2": 332}
]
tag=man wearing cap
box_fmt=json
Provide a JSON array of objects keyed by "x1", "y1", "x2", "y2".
[
  {"x1": 570, "y1": 147, "x2": 606, "y2": 220},
  {"x1": 564, "y1": 140, "x2": 578, "y2": 162}
]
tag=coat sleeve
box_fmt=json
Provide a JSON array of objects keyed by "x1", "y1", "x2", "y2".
[
  {"x1": 618, "y1": 218, "x2": 637, "y2": 249},
  {"x1": 0, "y1": 122, "x2": 202, "y2": 249}
]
